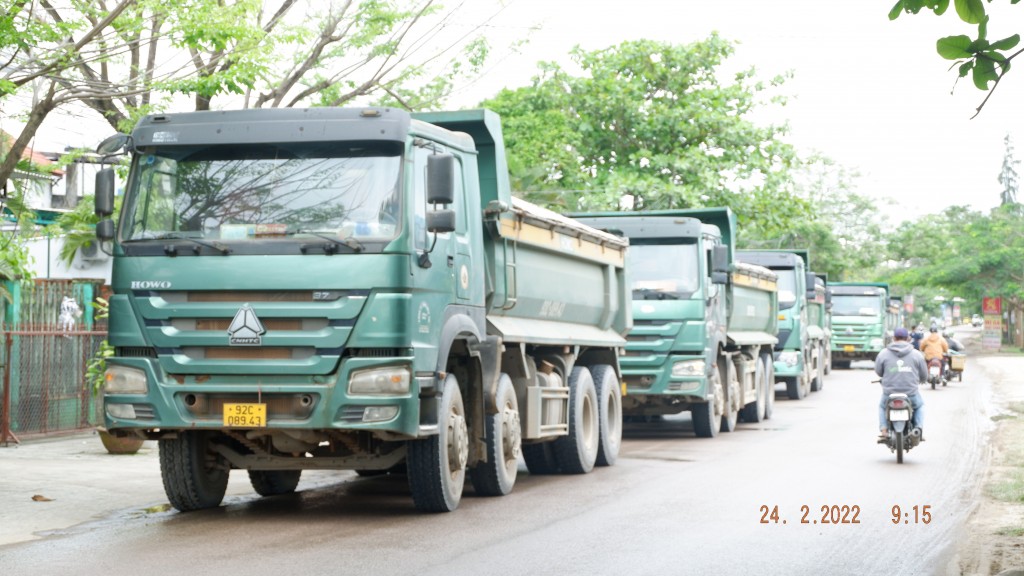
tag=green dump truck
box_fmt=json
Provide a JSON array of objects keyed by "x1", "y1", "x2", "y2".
[
  {"x1": 828, "y1": 282, "x2": 890, "y2": 369},
  {"x1": 91, "y1": 108, "x2": 631, "y2": 513},
  {"x1": 574, "y1": 210, "x2": 778, "y2": 438},
  {"x1": 737, "y1": 250, "x2": 826, "y2": 400}
]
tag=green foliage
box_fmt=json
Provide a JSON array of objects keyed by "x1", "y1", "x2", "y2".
[
  {"x1": 741, "y1": 155, "x2": 885, "y2": 280},
  {"x1": 53, "y1": 195, "x2": 122, "y2": 267},
  {"x1": 482, "y1": 35, "x2": 802, "y2": 232},
  {"x1": 87, "y1": 296, "x2": 112, "y2": 396},
  {"x1": 889, "y1": 0, "x2": 1023, "y2": 114},
  {"x1": 883, "y1": 203, "x2": 1024, "y2": 322}
]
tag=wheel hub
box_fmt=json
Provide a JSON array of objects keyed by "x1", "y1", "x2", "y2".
[
  {"x1": 447, "y1": 412, "x2": 469, "y2": 472},
  {"x1": 502, "y1": 407, "x2": 521, "y2": 459}
]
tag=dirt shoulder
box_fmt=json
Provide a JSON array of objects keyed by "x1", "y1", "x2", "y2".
[{"x1": 953, "y1": 352, "x2": 1024, "y2": 576}]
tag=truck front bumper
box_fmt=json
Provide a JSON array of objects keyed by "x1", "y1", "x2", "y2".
[{"x1": 101, "y1": 356, "x2": 426, "y2": 438}]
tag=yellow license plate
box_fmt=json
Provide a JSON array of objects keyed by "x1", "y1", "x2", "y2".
[
  {"x1": 223, "y1": 403, "x2": 267, "y2": 427},
  {"x1": 843, "y1": 345, "x2": 855, "y2": 352}
]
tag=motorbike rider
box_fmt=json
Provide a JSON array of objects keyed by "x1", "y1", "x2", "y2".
[
  {"x1": 943, "y1": 329, "x2": 965, "y2": 353},
  {"x1": 874, "y1": 327, "x2": 927, "y2": 441},
  {"x1": 919, "y1": 323, "x2": 950, "y2": 375},
  {"x1": 910, "y1": 324, "x2": 925, "y2": 350}
]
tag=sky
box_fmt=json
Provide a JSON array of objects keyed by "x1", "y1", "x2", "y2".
[
  {"x1": 6, "y1": 0, "x2": 1022, "y2": 226},
  {"x1": 446, "y1": 0, "x2": 1024, "y2": 224}
]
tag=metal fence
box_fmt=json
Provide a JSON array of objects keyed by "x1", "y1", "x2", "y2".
[{"x1": 1, "y1": 279, "x2": 108, "y2": 444}]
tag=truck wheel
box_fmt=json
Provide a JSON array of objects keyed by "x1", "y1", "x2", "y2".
[
  {"x1": 590, "y1": 364, "x2": 622, "y2": 467},
  {"x1": 552, "y1": 366, "x2": 599, "y2": 474},
  {"x1": 248, "y1": 470, "x2": 301, "y2": 497},
  {"x1": 407, "y1": 374, "x2": 468, "y2": 512},
  {"x1": 469, "y1": 374, "x2": 520, "y2": 496},
  {"x1": 740, "y1": 355, "x2": 766, "y2": 423},
  {"x1": 815, "y1": 345, "x2": 826, "y2": 391},
  {"x1": 720, "y1": 359, "x2": 739, "y2": 433},
  {"x1": 823, "y1": 347, "x2": 832, "y2": 375},
  {"x1": 786, "y1": 376, "x2": 806, "y2": 400},
  {"x1": 159, "y1": 431, "x2": 229, "y2": 512},
  {"x1": 692, "y1": 361, "x2": 723, "y2": 438},
  {"x1": 522, "y1": 442, "x2": 560, "y2": 475},
  {"x1": 761, "y1": 354, "x2": 775, "y2": 420}
]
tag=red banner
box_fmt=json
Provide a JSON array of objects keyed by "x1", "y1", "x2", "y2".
[{"x1": 983, "y1": 297, "x2": 1002, "y2": 315}]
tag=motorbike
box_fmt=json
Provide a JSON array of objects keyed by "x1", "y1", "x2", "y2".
[
  {"x1": 944, "y1": 352, "x2": 966, "y2": 382},
  {"x1": 880, "y1": 392, "x2": 921, "y2": 463},
  {"x1": 926, "y1": 357, "x2": 945, "y2": 389}
]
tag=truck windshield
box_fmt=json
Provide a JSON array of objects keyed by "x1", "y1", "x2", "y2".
[
  {"x1": 832, "y1": 295, "x2": 883, "y2": 317},
  {"x1": 775, "y1": 268, "x2": 797, "y2": 310},
  {"x1": 628, "y1": 242, "x2": 700, "y2": 300},
  {"x1": 121, "y1": 143, "x2": 401, "y2": 245}
]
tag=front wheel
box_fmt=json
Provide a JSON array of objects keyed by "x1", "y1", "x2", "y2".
[
  {"x1": 159, "y1": 431, "x2": 229, "y2": 512},
  {"x1": 469, "y1": 374, "x2": 520, "y2": 496},
  {"x1": 762, "y1": 354, "x2": 775, "y2": 420},
  {"x1": 590, "y1": 364, "x2": 622, "y2": 467},
  {"x1": 720, "y1": 358, "x2": 739, "y2": 433},
  {"x1": 552, "y1": 366, "x2": 599, "y2": 474},
  {"x1": 693, "y1": 361, "x2": 723, "y2": 438},
  {"x1": 739, "y1": 356, "x2": 765, "y2": 423},
  {"x1": 407, "y1": 374, "x2": 468, "y2": 512}
]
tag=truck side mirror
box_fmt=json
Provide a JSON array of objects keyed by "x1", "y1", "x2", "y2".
[
  {"x1": 805, "y1": 272, "x2": 817, "y2": 300},
  {"x1": 96, "y1": 219, "x2": 115, "y2": 242},
  {"x1": 710, "y1": 245, "x2": 729, "y2": 284},
  {"x1": 95, "y1": 168, "x2": 116, "y2": 217},
  {"x1": 427, "y1": 153, "x2": 455, "y2": 205},
  {"x1": 426, "y1": 210, "x2": 455, "y2": 234}
]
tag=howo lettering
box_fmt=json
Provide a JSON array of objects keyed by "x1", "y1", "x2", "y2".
[{"x1": 92, "y1": 108, "x2": 631, "y2": 513}]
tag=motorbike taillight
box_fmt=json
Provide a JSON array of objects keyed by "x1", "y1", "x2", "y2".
[{"x1": 891, "y1": 399, "x2": 907, "y2": 408}]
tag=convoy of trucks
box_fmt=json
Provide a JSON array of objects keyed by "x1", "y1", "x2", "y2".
[
  {"x1": 92, "y1": 108, "x2": 631, "y2": 513},
  {"x1": 736, "y1": 250, "x2": 826, "y2": 400},
  {"x1": 574, "y1": 209, "x2": 779, "y2": 437},
  {"x1": 828, "y1": 282, "x2": 892, "y2": 369},
  {"x1": 89, "y1": 106, "x2": 869, "y2": 514}
]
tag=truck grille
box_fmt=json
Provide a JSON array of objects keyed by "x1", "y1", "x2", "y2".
[{"x1": 135, "y1": 290, "x2": 366, "y2": 376}]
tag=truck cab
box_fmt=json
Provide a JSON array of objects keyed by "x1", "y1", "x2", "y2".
[
  {"x1": 828, "y1": 282, "x2": 890, "y2": 368},
  {"x1": 574, "y1": 209, "x2": 778, "y2": 438},
  {"x1": 737, "y1": 250, "x2": 825, "y2": 400}
]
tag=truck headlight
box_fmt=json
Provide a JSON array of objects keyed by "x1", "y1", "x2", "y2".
[
  {"x1": 869, "y1": 338, "x2": 884, "y2": 349},
  {"x1": 672, "y1": 359, "x2": 706, "y2": 377},
  {"x1": 778, "y1": 351, "x2": 800, "y2": 367},
  {"x1": 104, "y1": 365, "x2": 148, "y2": 394},
  {"x1": 349, "y1": 367, "x2": 411, "y2": 396}
]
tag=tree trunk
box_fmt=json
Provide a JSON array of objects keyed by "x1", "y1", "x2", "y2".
[{"x1": 0, "y1": 82, "x2": 58, "y2": 187}]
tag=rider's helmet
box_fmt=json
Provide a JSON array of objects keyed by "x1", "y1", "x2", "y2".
[{"x1": 929, "y1": 324, "x2": 939, "y2": 333}]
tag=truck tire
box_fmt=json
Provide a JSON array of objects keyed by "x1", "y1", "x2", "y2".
[
  {"x1": 590, "y1": 364, "x2": 622, "y2": 467},
  {"x1": 159, "y1": 431, "x2": 229, "y2": 512},
  {"x1": 761, "y1": 354, "x2": 775, "y2": 420},
  {"x1": 248, "y1": 470, "x2": 301, "y2": 497},
  {"x1": 786, "y1": 376, "x2": 806, "y2": 400},
  {"x1": 469, "y1": 374, "x2": 520, "y2": 496},
  {"x1": 522, "y1": 442, "x2": 560, "y2": 475},
  {"x1": 740, "y1": 355, "x2": 765, "y2": 423},
  {"x1": 812, "y1": 345, "x2": 825, "y2": 392},
  {"x1": 823, "y1": 346, "x2": 832, "y2": 375},
  {"x1": 552, "y1": 366, "x2": 599, "y2": 474},
  {"x1": 407, "y1": 374, "x2": 468, "y2": 512},
  {"x1": 692, "y1": 361, "x2": 723, "y2": 438},
  {"x1": 720, "y1": 358, "x2": 739, "y2": 433}
]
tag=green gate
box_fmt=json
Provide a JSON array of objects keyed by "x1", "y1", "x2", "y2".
[{"x1": 1, "y1": 279, "x2": 108, "y2": 443}]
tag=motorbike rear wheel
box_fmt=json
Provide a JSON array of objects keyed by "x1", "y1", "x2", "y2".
[{"x1": 895, "y1": 430, "x2": 904, "y2": 464}]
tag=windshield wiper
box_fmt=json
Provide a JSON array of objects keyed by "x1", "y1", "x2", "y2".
[
  {"x1": 632, "y1": 288, "x2": 682, "y2": 301},
  {"x1": 291, "y1": 230, "x2": 364, "y2": 254},
  {"x1": 125, "y1": 233, "x2": 231, "y2": 255}
]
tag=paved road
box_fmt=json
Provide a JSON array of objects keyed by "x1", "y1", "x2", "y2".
[{"x1": 0, "y1": 344, "x2": 996, "y2": 576}]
